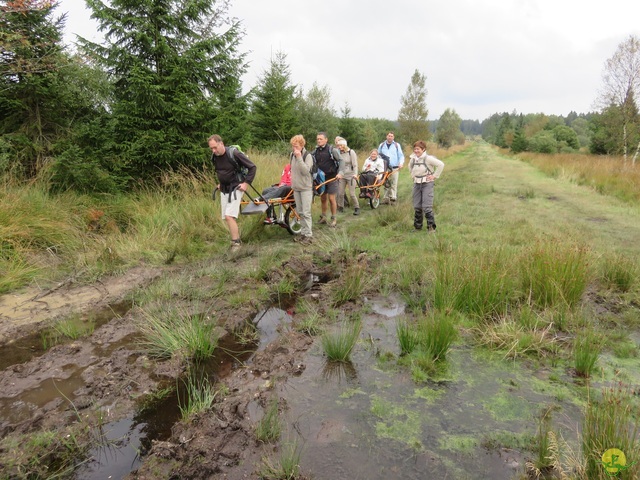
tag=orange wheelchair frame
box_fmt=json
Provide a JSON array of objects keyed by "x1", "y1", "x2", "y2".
[
  {"x1": 239, "y1": 177, "x2": 336, "y2": 236},
  {"x1": 356, "y1": 167, "x2": 395, "y2": 209}
]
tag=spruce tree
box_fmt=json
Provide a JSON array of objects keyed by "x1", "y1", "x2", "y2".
[
  {"x1": 80, "y1": 0, "x2": 247, "y2": 178},
  {"x1": 0, "y1": 0, "x2": 70, "y2": 176},
  {"x1": 251, "y1": 51, "x2": 298, "y2": 150}
]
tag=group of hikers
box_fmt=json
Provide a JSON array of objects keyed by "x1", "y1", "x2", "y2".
[{"x1": 208, "y1": 131, "x2": 445, "y2": 250}]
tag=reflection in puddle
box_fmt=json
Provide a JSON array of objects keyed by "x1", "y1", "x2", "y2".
[{"x1": 254, "y1": 307, "x2": 293, "y2": 347}]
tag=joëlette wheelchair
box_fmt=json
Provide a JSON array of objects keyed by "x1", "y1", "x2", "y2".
[
  {"x1": 356, "y1": 157, "x2": 395, "y2": 209},
  {"x1": 238, "y1": 177, "x2": 336, "y2": 236}
]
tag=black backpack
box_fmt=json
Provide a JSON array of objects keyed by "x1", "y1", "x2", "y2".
[
  {"x1": 212, "y1": 144, "x2": 248, "y2": 182},
  {"x1": 311, "y1": 145, "x2": 340, "y2": 175}
]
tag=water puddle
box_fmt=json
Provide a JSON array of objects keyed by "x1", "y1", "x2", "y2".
[
  {"x1": 0, "y1": 300, "x2": 132, "y2": 371},
  {"x1": 76, "y1": 308, "x2": 285, "y2": 478},
  {"x1": 276, "y1": 297, "x2": 588, "y2": 479}
]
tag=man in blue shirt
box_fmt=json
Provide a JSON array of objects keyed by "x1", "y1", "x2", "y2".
[{"x1": 378, "y1": 131, "x2": 405, "y2": 204}]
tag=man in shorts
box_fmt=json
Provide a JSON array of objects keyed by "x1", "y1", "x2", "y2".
[
  {"x1": 311, "y1": 132, "x2": 342, "y2": 227},
  {"x1": 208, "y1": 134, "x2": 257, "y2": 250}
]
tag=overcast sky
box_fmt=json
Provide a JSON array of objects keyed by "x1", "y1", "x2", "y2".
[{"x1": 58, "y1": 0, "x2": 640, "y2": 121}]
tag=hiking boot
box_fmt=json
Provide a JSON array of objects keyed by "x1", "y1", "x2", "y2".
[
  {"x1": 299, "y1": 235, "x2": 313, "y2": 245},
  {"x1": 382, "y1": 198, "x2": 390, "y2": 205},
  {"x1": 318, "y1": 215, "x2": 327, "y2": 224},
  {"x1": 263, "y1": 217, "x2": 275, "y2": 225},
  {"x1": 353, "y1": 208, "x2": 360, "y2": 216},
  {"x1": 330, "y1": 217, "x2": 337, "y2": 228},
  {"x1": 390, "y1": 198, "x2": 397, "y2": 204},
  {"x1": 337, "y1": 207, "x2": 344, "y2": 213},
  {"x1": 230, "y1": 239, "x2": 242, "y2": 251}
]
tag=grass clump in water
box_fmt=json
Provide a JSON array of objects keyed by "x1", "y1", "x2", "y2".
[
  {"x1": 321, "y1": 317, "x2": 362, "y2": 362},
  {"x1": 573, "y1": 330, "x2": 602, "y2": 378},
  {"x1": 137, "y1": 307, "x2": 218, "y2": 361},
  {"x1": 256, "y1": 396, "x2": 282, "y2": 443},
  {"x1": 259, "y1": 440, "x2": 302, "y2": 480},
  {"x1": 178, "y1": 374, "x2": 218, "y2": 420}
]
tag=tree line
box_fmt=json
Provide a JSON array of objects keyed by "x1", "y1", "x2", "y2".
[{"x1": 1, "y1": 1, "x2": 638, "y2": 195}]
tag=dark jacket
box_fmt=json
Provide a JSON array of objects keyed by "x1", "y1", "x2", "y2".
[
  {"x1": 212, "y1": 147, "x2": 257, "y2": 194},
  {"x1": 311, "y1": 144, "x2": 341, "y2": 178}
]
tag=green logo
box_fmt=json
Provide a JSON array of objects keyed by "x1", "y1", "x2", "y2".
[{"x1": 601, "y1": 448, "x2": 635, "y2": 476}]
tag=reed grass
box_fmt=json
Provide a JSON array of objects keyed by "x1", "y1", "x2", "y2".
[
  {"x1": 321, "y1": 318, "x2": 362, "y2": 362},
  {"x1": 417, "y1": 312, "x2": 458, "y2": 361},
  {"x1": 332, "y1": 264, "x2": 369, "y2": 306}
]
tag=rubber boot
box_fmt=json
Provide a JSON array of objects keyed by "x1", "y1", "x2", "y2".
[
  {"x1": 425, "y1": 211, "x2": 436, "y2": 231},
  {"x1": 414, "y1": 209, "x2": 423, "y2": 230}
]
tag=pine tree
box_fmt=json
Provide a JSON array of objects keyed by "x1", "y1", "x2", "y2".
[
  {"x1": 251, "y1": 51, "x2": 297, "y2": 150},
  {"x1": 397, "y1": 69, "x2": 430, "y2": 144},
  {"x1": 80, "y1": 0, "x2": 247, "y2": 177},
  {"x1": 338, "y1": 103, "x2": 364, "y2": 149}
]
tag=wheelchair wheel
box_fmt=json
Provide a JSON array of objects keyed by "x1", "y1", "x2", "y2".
[
  {"x1": 285, "y1": 206, "x2": 302, "y2": 235},
  {"x1": 370, "y1": 191, "x2": 380, "y2": 209}
]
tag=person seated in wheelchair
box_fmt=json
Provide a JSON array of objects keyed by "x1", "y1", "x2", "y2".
[
  {"x1": 261, "y1": 164, "x2": 292, "y2": 223},
  {"x1": 359, "y1": 149, "x2": 385, "y2": 197}
]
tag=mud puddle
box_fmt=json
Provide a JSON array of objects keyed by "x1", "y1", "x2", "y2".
[
  {"x1": 75, "y1": 307, "x2": 291, "y2": 479},
  {"x1": 275, "y1": 295, "x2": 587, "y2": 479}
]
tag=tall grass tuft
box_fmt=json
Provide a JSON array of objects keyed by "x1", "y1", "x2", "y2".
[
  {"x1": 255, "y1": 396, "x2": 282, "y2": 443},
  {"x1": 178, "y1": 374, "x2": 218, "y2": 420},
  {"x1": 259, "y1": 440, "x2": 302, "y2": 480},
  {"x1": 321, "y1": 318, "x2": 362, "y2": 362},
  {"x1": 433, "y1": 250, "x2": 514, "y2": 320},
  {"x1": 598, "y1": 253, "x2": 637, "y2": 293},
  {"x1": 582, "y1": 385, "x2": 640, "y2": 479},
  {"x1": 396, "y1": 319, "x2": 419, "y2": 356},
  {"x1": 520, "y1": 242, "x2": 590, "y2": 309},
  {"x1": 573, "y1": 331, "x2": 602, "y2": 378},
  {"x1": 332, "y1": 264, "x2": 369, "y2": 306},
  {"x1": 136, "y1": 307, "x2": 218, "y2": 360},
  {"x1": 417, "y1": 312, "x2": 458, "y2": 361}
]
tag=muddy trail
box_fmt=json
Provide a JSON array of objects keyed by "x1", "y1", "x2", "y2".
[{"x1": 0, "y1": 251, "x2": 341, "y2": 479}]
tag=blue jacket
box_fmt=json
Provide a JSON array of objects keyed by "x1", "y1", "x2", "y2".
[{"x1": 378, "y1": 141, "x2": 405, "y2": 168}]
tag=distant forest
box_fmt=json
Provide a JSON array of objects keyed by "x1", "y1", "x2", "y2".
[{"x1": 2, "y1": 1, "x2": 638, "y2": 193}]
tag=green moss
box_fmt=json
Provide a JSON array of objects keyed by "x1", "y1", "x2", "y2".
[
  {"x1": 482, "y1": 391, "x2": 533, "y2": 422},
  {"x1": 438, "y1": 434, "x2": 479, "y2": 453}
]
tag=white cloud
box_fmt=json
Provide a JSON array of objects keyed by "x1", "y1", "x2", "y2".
[{"x1": 58, "y1": 0, "x2": 640, "y2": 120}]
